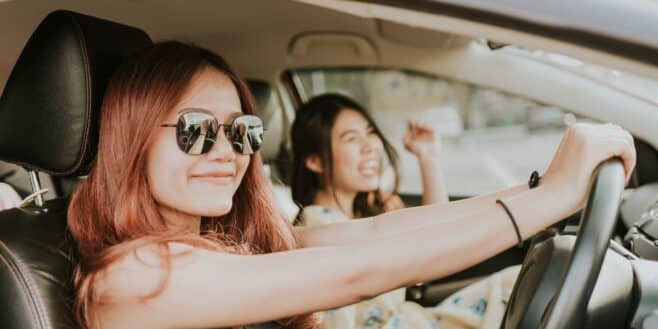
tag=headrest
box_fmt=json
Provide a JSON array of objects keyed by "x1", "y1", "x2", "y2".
[
  {"x1": 0, "y1": 10, "x2": 152, "y2": 176},
  {"x1": 247, "y1": 79, "x2": 285, "y2": 162}
]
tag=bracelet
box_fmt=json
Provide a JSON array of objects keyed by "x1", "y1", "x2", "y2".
[
  {"x1": 528, "y1": 170, "x2": 541, "y2": 189},
  {"x1": 496, "y1": 199, "x2": 524, "y2": 247}
]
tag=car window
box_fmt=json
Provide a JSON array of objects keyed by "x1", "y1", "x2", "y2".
[
  {"x1": 289, "y1": 68, "x2": 592, "y2": 196},
  {"x1": 0, "y1": 161, "x2": 57, "y2": 200}
]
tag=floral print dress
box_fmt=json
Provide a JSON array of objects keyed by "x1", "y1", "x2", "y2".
[{"x1": 300, "y1": 205, "x2": 520, "y2": 329}]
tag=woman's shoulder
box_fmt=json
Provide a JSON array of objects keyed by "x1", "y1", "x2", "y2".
[
  {"x1": 90, "y1": 241, "x2": 253, "y2": 328},
  {"x1": 299, "y1": 205, "x2": 349, "y2": 227},
  {"x1": 94, "y1": 241, "x2": 230, "y2": 303},
  {"x1": 94, "y1": 243, "x2": 189, "y2": 298}
]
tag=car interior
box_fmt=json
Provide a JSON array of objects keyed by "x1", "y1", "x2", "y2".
[{"x1": 0, "y1": 1, "x2": 658, "y2": 328}]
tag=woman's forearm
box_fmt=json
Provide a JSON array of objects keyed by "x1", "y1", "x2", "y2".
[
  {"x1": 257, "y1": 183, "x2": 575, "y2": 320},
  {"x1": 370, "y1": 183, "x2": 528, "y2": 237},
  {"x1": 351, "y1": 182, "x2": 576, "y2": 296},
  {"x1": 296, "y1": 183, "x2": 529, "y2": 247},
  {"x1": 418, "y1": 154, "x2": 449, "y2": 204}
]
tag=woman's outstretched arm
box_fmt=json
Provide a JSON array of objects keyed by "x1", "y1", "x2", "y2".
[
  {"x1": 96, "y1": 124, "x2": 635, "y2": 328},
  {"x1": 294, "y1": 183, "x2": 527, "y2": 247},
  {"x1": 97, "y1": 176, "x2": 579, "y2": 329}
]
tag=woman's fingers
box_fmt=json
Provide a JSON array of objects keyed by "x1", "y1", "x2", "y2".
[
  {"x1": 545, "y1": 123, "x2": 637, "y2": 203},
  {"x1": 600, "y1": 125, "x2": 635, "y2": 181},
  {"x1": 623, "y1": 131, "x2": 637, "y2": 181},
  {"x1": 407, "y1": 121, "x2": 435, "y2": 139},
  {"x1": 615, "y1": 135, "x2": 636, "y2": 182},
  {"x1": 586, "y1": 124, "x2": 636, "y2": 182}
]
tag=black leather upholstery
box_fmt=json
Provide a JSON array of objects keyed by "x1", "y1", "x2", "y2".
[
  {"x1": 635, "y1": 138, "x2": 658, "y2": 185},
  {"x1": 0, "y1": 200, "x2": 74, "y2": 328},
  {"x1": 0, "y1": 10, "x2": 151, "y2": 329},
  {"x1": 0, "y1": 10, "x2": 151, "y2": 176}
]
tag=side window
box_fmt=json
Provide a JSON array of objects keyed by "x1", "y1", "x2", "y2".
[
  {"x1": 0, "y1": 161, "x2": 58, "y2": 200},
  {"x1": 290, "y1": 68, "x2": 585, "y2": 196}
]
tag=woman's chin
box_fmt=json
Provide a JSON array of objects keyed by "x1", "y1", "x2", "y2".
[
  {"x1": 352, "y1": 178, "x2": 380, "y2": 192},
  {"x1": 189, "y1": 200, "x2": 233, "y2": 217}
]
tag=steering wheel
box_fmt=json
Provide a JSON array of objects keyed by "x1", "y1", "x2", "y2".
[{"x1": 503, "y1": 159, "x2": 626, "y2": 329}]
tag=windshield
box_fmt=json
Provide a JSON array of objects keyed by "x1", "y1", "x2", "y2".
[
  {"x1": 494, "y1": 43, "x2": 658, "y2": 107},
  {"x1": 291, "y1": 67, "x2": 594, "y2": 196}
]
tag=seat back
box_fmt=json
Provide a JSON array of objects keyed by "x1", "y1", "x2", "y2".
[
  {"x1": 246, "y1": 79, "x2": 300, "y2": 222},
  {"x1": 0, "y1": 10, "x2": 151, "y2": 328}
]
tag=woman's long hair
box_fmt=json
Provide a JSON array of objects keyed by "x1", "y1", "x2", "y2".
[
  {"x1": 290, "y1": 93, "x2": 400, "y2": 218},
  {"x1": 67, "y1": 41, "x2": 316, "y2": 329}
]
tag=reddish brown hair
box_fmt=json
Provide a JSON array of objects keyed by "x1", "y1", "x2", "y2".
[{"x1": 67, "y1": 41, "x2": 316, "y2": 329}]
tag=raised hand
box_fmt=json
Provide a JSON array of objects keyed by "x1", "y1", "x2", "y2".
[{"x1": 403, "y1": 121, "x2": 441, "y2": 159}]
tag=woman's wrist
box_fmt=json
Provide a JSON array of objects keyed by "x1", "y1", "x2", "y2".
[
  {"x1": 415, "y1": 147, "x2": 441, "y2": 163},
  {"x1": 500, "y1": 180, "x2": 579, "y2": 240},
  {"x1": 542, "y1": 172, "x2": 587, "y2": 214},
  {"x1": 416, "y1": 151, "x2": 442, "y2": 177}
]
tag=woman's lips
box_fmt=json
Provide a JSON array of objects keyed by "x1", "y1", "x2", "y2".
[
  {"x1": 191, "y1": 172, "x2": 235, "y2": 185},
  {"x1": 357, "y1": 159, "x2": 379, "y2": 177}
]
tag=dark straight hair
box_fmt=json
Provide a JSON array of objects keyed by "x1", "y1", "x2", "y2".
[{"x1": 290, "y1": 93, "x2": 400, "y2": 218}]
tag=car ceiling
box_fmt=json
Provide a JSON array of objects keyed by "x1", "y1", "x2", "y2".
[{"x1": 1, "y1": 0, "x2": 657, "y2": 148}]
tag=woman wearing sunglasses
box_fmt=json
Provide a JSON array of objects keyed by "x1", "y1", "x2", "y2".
[{"x1": 67, "y1": 41, "x2": 636, "y2": 329}]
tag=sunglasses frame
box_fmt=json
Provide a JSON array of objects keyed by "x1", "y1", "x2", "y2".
[{"x1": 161, "y1": 111, "x2": 265, "y2": 155}]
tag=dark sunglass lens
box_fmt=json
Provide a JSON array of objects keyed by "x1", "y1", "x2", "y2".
[
  {"x1": 176, "y1": 112, "x2": 218, "y2": 155},
  {"x1": 231, "y1": 115, "x2": 264, "y2": 155},
  {"x1": 200, "y1": 122, "x2": 217, "y2": 154}
]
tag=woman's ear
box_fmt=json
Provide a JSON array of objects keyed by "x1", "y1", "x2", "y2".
[{"x1": 304, "y1": 155, "x2": 323, "y2": 174}]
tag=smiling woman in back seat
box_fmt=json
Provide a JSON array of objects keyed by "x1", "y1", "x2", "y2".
[
  {"x1": 65, "y1": 41, "x2": 636, "y2": 329},
  {"x1": 289, "y1": 94, "x2": 519, "y2": 329},
  {"x1": 291, "y1": 93, "x2": 448, "y2": 224}
]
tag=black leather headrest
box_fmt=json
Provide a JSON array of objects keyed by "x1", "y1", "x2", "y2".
[{"x1": 0, "y1": 10, "x2": 152, "y2": 176}]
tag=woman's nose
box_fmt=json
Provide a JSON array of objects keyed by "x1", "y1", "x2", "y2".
[
  {"x1": 361, "y1": 136, "x2": 379, "y2": 154},
  {"x1": 206, "y1": 127, "x2": 235, "y2": 162}
]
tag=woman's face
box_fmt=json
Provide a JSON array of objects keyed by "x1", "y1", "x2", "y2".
[
  {"x1": 147, "y1": 68, "x2": 250, "y2": 218},
  {"x1": 329, "y1": 109, "x2": 384, "y2": 193}
]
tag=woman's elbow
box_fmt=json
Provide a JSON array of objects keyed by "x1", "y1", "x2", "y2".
[{"x1": 338, "y1": 246, "x2": 391, "y2": 303}]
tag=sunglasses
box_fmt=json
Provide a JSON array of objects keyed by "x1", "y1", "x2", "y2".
[{"x1": 161, "y1": 111, "x2": 264, "y2": 155}]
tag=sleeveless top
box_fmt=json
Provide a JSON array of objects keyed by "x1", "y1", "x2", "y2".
[{"x1": 298, "y1": 205, "x2": 349, "y2": 226}]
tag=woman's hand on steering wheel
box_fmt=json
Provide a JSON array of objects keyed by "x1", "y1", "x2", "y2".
[{"x1": 543, "y1": 123, "x2": 636, "y2": 211}]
